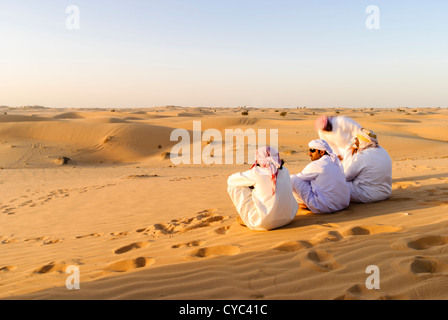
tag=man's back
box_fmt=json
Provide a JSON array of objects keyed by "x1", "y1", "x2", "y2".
[
  {"x1": 228, "y1": 166, "x2": 298, "y2": 230},
  {"x1": 344, "y1": 147, "x2": 392, "y2": 203},
  {"x1": 292, "y1": 155, "x2": 350, "y2": 213}
]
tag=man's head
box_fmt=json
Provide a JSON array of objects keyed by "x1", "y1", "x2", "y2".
[
  {"x1": 308, "y1": 139, "x2": 331, "y2": 161},
  {"x1": 309, "y1": 148, "x2": 327, "y2": 161},
  {"x1": 315, "y1": 115, "x2": 332, "y2": 132},
  {"x1": 307, "y1": 139, "x2": 345, "y2": 172},
  {"x1": 356, "y1": 128, "x2": 379, "y2": 151}
]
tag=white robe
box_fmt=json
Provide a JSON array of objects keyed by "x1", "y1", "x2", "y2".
[
  {"x1": 227, "y1": 166, "x2": 298, "y2": 231},
  {"x1": 317, "y1": 116, "x2": 361, "y2": 157},
  {"x1": 290, "y1": 155, "x2": 350, "y2": 214},
  {"x1": 343, "y1": 146, "x2": 392, "y2": 203}
]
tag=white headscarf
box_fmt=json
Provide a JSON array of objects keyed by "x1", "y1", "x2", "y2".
[
  {"x1": 356, "y1": 128, "x2": 379, "y2": 151},
  {"x1": 251, "y1": 146, "x2": 282, "y2": 195},
  {"x1": 309, "y1": 139, "x2": 344, "y2": 172}
]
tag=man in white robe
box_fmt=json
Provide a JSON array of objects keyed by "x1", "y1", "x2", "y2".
[
  {"x1": 227, "y1": 146, "x2": 298, "y2": 231},
  {"x1": 343, "y1": 128, "x2": 392, "y2": 203},
  {"x1": 315, "y1": 115, "x2": 362, "y2": 159},
  {"x1": 290, "y1": 139, "x2": 350, "y2": 214}
]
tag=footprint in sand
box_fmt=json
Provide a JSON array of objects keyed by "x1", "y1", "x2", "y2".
[
  {"x1": 213, "y1": 225, "x2": 232, "y2": 235},
  {"x1": 76, "y1": 233, "x2": 104, "y2": 239},
  {"x1": 406, "y1": 235, "x2": 448, "y2": 250},
  {"x1": 310, "y1": 231, "x2": 345, "y2": 245},
  {"x1": 301, "y1": 249, "x2": 341, "y2": 272},
  {"x1": 190, "y1": 245, "x2": 240, "y2": 258},
  {"x1": 23, "y1": 236, "x2": 63, "y2": 246},
  {"x1": 114, "y1": 241, "x2": 150, "y2": 255},
  {"x1": 316, "y1": 221, "x2": 341, "y2": 228},
  {"x1": 110, "y1": 231, "x2": 132, "y2": 239},
  {"x1": 34, "y1": 261, "x2": 68, "y2": 274},
  {"x1": 417, "y1": 187, "x2": 448, "y2": 206},
  {"x1": 172, "y1": 240, "x2": 206, "y2": 249},
  {"x1": 410, "y1": 256, "x2": 441, "y2": 274},
  {"x1": 169, "y1": 175, "x2": 219, "y2": 182},
  {"x1": 3, "y1": 208, "x2": 15, "y2": 215},
  {"x1": 394, "y1": 255, "x2": 444, "y2": 276},
  {"x1": 0, "y1": 265, "x2": 17, "y2": 272},
  {"x1": 104, "y1": 257, "x2": 154, "y2": 272},
  {"x1": 341, "y1": 225, "x2": 403, "y2": 237},
  {"x1": 42, "y1": 238, "x2": 63, "y2": 245},
  {"x1": 19, "y1": 200, "x2": 33, "y2": 207},
  {"x1": 126, "y1": 174, "x2": 159, "y2": 179},
  {"x1": 272, "y1": 240, "x2": 312, "y2": 253},
  {"x1": 393, "y1": 181, "x2": 421, "y2": 190},
  {"x1": 139, "y1": 209, "x2": 228, "y2": 237},
  {"x1": 424, "y1": 187, "x2": 446, "y2": 196},
  {"x1": 24, "y1": 236, "x2": 44, "y2": 243},
  {"x1": 334, "y1": 284, "x2": 382, "y2": 300},
  {"x1": 1, "y1": 236, "x2": 17, "y2": 244}
]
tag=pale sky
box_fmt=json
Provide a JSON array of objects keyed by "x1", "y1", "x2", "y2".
[{"x1": 1, "y1": 0, "x2": 447, "y2": 108}]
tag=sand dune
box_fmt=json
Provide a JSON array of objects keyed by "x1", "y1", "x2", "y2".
[
  {"x1": 53, "y1": 112, "x2": 86, "y2": 120},
  {"x1": 1, "y1": 106, "x2": 448, "y2": 300},
  {"x1": 0, "y1": 118, "x2": 177, "y2": 165},
  {"x1": 0, "y1": 114, "x2": 53, "y2": 123}
]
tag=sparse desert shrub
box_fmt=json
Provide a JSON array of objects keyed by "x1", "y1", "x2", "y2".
[
  {"x1": 104, "y1": 136, "x2": 114, "y2": 143},
  {"x1": 54, "y1": 157, "x2": 71, "y2": 165},
  {"x1": 161, "y1": 151, "x2": 171, "y2": 159}
]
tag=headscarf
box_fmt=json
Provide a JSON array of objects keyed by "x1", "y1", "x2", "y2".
[
  {"x1": 309, "y1": 139, "x2": 344, "y2": 172},
  {"x1": 356, "y1": 128, "x2": 379, "y2": 151},
  {"x1": 251, "y1": 146, "x2": 282, "y2": 195},
  {"x1": 315, "y1": 115, "x2": 329, "y2": 132}
]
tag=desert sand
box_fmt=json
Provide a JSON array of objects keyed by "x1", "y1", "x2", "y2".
[{"x1": 1, "y1": 105, "x2": 448, "y2": 300}]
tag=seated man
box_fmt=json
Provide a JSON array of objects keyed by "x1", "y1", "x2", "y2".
[
  {"x1": 343, "y1": 128, "x2": 392, "y2": 203},
  {"x1": 290, "y1": 139, "x2": 350, "y2": 214},
  {"x1": 315, "y1": 115, "x2": 362, "y2": 159},
  {"x1": 227, "y1": 146, "x2": 298, "y2": 231}
]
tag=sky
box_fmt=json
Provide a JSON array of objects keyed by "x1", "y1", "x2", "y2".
[{"x1": 0, "y1": 0, "x2": 447, "y2": 109}]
